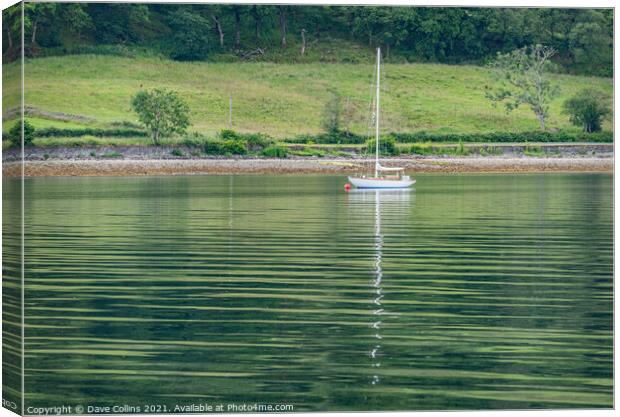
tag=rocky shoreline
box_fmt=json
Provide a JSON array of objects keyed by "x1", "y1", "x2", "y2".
[
  {"x1": 2, "y1": 156, "x2": 613, "y2": 177},
  {"x1": 1, "y1": 142, "x2": 614, "y2": 163}
]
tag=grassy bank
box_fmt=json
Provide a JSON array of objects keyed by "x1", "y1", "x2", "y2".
[{"x1": 2, "y1": 55, "x2": 613, "y2": 139}]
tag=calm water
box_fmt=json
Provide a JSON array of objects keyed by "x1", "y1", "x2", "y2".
[{"x1": 5, "y1": 174, "x2": 614, "y2": 411}]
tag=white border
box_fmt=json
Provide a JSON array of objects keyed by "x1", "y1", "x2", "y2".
[{"x1": 0, "y1": 2, "x2": 616, "y2": 417}]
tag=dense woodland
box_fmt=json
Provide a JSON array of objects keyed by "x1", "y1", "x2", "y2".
[{"x1": 2, "y1": 3, "x2": 614, "y2": 76}]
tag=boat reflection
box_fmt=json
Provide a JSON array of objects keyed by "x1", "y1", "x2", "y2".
[{"x1": 346, "y1": 188, "x2": 412, "y2": 386}]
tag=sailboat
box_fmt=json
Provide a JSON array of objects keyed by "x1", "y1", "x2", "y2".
[{"x1": 348, "y1": 48, "x2": 415, "y2": 189}]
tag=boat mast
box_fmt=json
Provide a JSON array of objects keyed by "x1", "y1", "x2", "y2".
[{"x1": 375, "y1": 47, "x2": 381, "y2": 178}]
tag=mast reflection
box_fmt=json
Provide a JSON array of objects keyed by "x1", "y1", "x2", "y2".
[{"x1": 347, "y1": 188, "x2": 412, "y2": 386}]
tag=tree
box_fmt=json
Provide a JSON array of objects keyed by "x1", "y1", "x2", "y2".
[
  {"x1": 61, "y1": 3, "x2": 93, "y2": 42},
  {"x1": 562, "y1": 89, "x2": 611, "y2": 133},
  {"x1": 2, "y1": 4, "x2": 21, "y2": 59},
  {"x1": 568, "y1": 10, "x2": 613, "y2": 76},
  {"x1": 250, "y1": 5, "x2": 263, "y2": 42},
  {"x1": 9, "y1": 120, "x2": 35, "y2": 147},
  {"x1": 86, "y1": 3, "x2": 150, "y2": 44},
  {"x1": 321, "y1": 90, "x2": 341, "y2": 133},
  {"x1": 231, "y1": 6, "x2": 245, "y2": 49},
  {"x1": 166, "y1": 9, "x2": 210, "y2": 61},
  {"x1": 1, "y1": 5, "x2": 613, "y2": 77},
  {"x1": 485, "y1": 44, "x2": 560, "y2": 130},
  {"x1": 300, "y1": 28, "x2": 307, "y2": 55},
  {"x1": 131, "y1": 89, "x2": 190, "y2": 145},
  {"x1": 209, "y1": 5, "x2": 225, "y2": 48},
  {"x1": 278, "y1": 6, "x2": 288, "y2": 48},
  {"x1": 23, "y1": 3, "x2": 58, "y2": 54}
]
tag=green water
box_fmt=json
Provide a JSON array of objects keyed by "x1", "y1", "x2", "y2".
[{"x1": 5, "y1": 174, "x2": 614, "y2": 411}]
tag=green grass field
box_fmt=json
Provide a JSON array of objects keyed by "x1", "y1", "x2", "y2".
[{"x1": 2, "y1": 55, "x2": 613, "y2": 139}]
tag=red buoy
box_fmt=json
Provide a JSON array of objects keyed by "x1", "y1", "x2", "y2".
[{"x1": 344, "y1": 183, "x2": 351, "y2": 191}]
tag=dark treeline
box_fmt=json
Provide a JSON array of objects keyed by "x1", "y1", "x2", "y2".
[{"x1": 2, "y1": 3, "x2": 613, "y2": 76}]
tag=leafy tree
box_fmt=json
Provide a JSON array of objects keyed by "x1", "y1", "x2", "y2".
[
  {"x1": 562, "y1": 89, "x2": 611, "y2": 133},
  {"x1": 23, "y1": 3, "x2": 58, "y2": 54},
  {"x1": 208, "y1": 5, "x2": 226, "y2": 49},
  {"x1": 321, "y1": 90, "x2": 341, "y2": 133},
  {"x1": 167, "y1": 9, "x2": 211, "y2": 61},
  {"x1": 297, "y1": 6, "x2": 329, "y2": 40},
  {"x1": 131, "y1": 89, "x2": 190, "y2": 145},
  {"x1": 9, "y1": 120, "x2": 35, "y2": 147},
  {"x1": 61, "y1": 4, "x2": 94, "y2": 42},
  {"x1": 86, "y1": 3, "x2": 150, "y2": 44},
  {"x1": 2, "y1": 4, "x2": 21, "y2": 59},
  {"x1": 278, "y1": 6, "x2": 288, "y2": 48},
  {"x1": 568, "y1": 10, "x2": 613, "y2": 76},
  {"x1": 485, "y1": 44, "x2": 559, "y2": 130},
  {"x1": 230, "y1": 5, "x2": 246, "y2": 49},
  {"x1": 0, "y1": 5, "x2": 614, "y2": 77}
]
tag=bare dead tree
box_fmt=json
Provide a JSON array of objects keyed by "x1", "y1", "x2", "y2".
[{"x1": 211, "y1": 14, "x2": 224, "y2": 48}]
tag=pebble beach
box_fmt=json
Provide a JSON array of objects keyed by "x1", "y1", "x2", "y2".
[{"x1": 2, "y1": 156, "x2": 613, "y2": 177}]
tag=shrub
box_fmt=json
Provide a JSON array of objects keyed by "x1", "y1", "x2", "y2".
[
  {"x1": 285, "y1": 130, "x2": 365, "y2": 144},
  {"x1": 409, "y1": 142, "x2": 434, "y2": 155},
  {"x1": 245, "y1": 134, "x2": 273, "y2": 149},
  {"x1": 171, "y1": 149, "x2": 184, "y2": 157},
  {"x1": 181, "y1": 132, "x2": 208, "y2": 147},
  {"x1": 389, "y1": 130, "x2": 612, "y2": 143},
  {"x1": 221, "y1": 139, "x2": 247, "y2": 155},
  {"x1": 8, "y1": 119, "x2": 35, "y2": 147},
  {"x1": 219, "y1": 129, "x2": 241, "y2": 140},
  {"x1": 35, "y1": 127, "x2": 146, "y2": 138},
  {"x1": 562, "y1": 89, "x2": 612, "y2": 133},
  {"x1": 109, "y1": 120, "x2": 143, "y2": 129},
  {"x1": 366, "y1": 136, "x2": 399, "y2": 156},
  {"x1": 219, "y1": 129, "x2": 273, "y2": 150},
  {"x1": 261, "y1": 145, "x2": 288, "y2": 158},
  {"x1": 203, "y1": 139, "x2": 223, "y2": 155}
]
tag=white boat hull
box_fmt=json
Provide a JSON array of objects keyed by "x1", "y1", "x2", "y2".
[{"x1": 348, "y1": 176, "x2": 415, "y2": 189}]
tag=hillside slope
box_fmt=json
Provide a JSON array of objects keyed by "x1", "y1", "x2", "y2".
[{"x1": 2, "y1": 55, "x2": 613, "y2": 138}]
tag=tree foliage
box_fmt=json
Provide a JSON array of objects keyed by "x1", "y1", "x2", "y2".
[
  {"x1": 131, "y1": 89, "x2": 190, "y2": 145},
  {"x1": 562, "y1": 89, "x2": 611, "y2": 133},
  {"x1": 2, "y1": 5, "x2": 613, "y2": 76},
  {"x1": 86, "y1": 3, "x2": 150, "y2": 44},
  {"x1": 62, "y1": 4, "x2": 94, "y2": 41},
  {"x1": 166, "y1": 8, "x2": 211, "y2": 61},
  {"x1": 485, "y1": 45, "x2": 560, "y2": 130},
  {"x1": 9, "y1": 119, "x2": 35, "y2": 147}
]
